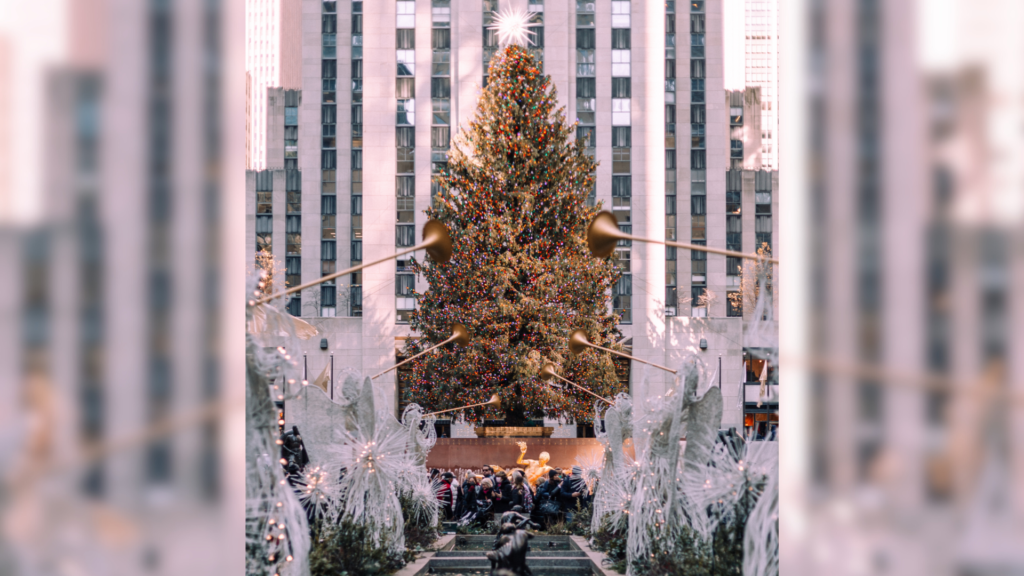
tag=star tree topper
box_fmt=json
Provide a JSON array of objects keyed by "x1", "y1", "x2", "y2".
[{"x1": 488, "y1": 7, "x2": 541, "y2": 47}]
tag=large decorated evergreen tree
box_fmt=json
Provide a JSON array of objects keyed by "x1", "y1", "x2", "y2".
[{"x1": 402, "y1": 45, "x2": 626, "y2": 425}]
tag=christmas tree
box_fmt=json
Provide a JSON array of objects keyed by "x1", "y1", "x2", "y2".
[{"x1": 402, "y1": 45, "x2": 626, "y2": 425}]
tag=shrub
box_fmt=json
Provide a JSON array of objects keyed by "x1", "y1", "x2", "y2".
[
  {"x1": 309, "y1": 518, "x2": 416, "y2": 576},
  {"x1": 591, "y1": 517, "x2": 628, "y2": 573}
]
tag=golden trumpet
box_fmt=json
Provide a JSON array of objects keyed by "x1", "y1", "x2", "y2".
[
  {"x1": 250, "y1": 219, "x2": 453, "y2": 306},
  {"x1": 568, "y1": 329, "x2": 678, "y2": 374},
  {"x1": 424, "y1": 394, "x2": 502, "y2": 417},
  {"x1": 371, "y1": 324, "x2": 470, "y2": 379},
  {"x1": 587, "y1": 210, "x2": 778, "y2": 264},
  {"x1": 539, "y1": 362, "x2": 613, "y2": 404}
]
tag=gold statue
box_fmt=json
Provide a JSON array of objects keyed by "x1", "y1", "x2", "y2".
[{"x1": 516, "y1": 441, "x2": 553, "y2": 487}]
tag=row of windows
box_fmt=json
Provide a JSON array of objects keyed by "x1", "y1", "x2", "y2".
[
  {"x1": 664, "y1": 0, "x2": 677, "y2": 314},
  {"x1": 610, "y1": 0, "x2": 631, "y2": 324}
]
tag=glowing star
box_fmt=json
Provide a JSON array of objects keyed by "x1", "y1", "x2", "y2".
[{"x1": 487, "y1": 8, "x2": 541, "y2": 47}]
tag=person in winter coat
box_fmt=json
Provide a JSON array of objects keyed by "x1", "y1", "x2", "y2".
[
  {"x1": 492, "y1": 470, "x2": 513, "y2": 514},
  {"x1": 559, "y1": 465, "x2": 588, "y2": 521},
  {"x1": 460, "y1": 475, "x2": 480, "y2": 516},
  {"x1": 480, "y1": 478, "x2": 496, "y2": 505},
  {"x1": 510, "y1": 473, "x2": 534, "y2": 513},
  {"x1": 444, "y1": 472, "x2": 459, "y2": 519},
  {"x1": 435, "y1": 474, "x2": 454, "y2": 519}
]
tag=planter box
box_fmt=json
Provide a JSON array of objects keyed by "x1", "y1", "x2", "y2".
[{"x1": 473, "y1": 426, "x2": 555, "y2": 438}]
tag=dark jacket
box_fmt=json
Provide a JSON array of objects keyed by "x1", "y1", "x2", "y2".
[
  {"x1": 492, "y1": 478, "x2": 513, "y2": 513},
  {"x1": 558, "y1": 476, "x2": 587, "y2": 511},
  {"x1": 460, "y1": 484, "x2": 479, "y2": 513},
  {"x1": 436, "y1": 480, "x2": 453, "y2": 508},
  {"x1": 511, "y1": 485, "x2": 528, "y2": 510}
]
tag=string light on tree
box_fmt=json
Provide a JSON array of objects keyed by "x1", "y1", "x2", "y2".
[{"x1": 403, "y1": 45, "x2": 627, "y2": 425}]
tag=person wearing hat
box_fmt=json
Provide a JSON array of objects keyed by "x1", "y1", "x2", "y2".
[
  {"x1": 435, "y1": 471, "x2": 454, "y2": 519},
  {"x1": 443, "y1": 471, "x2": 458, "y2": 519},
  {"x1": 558, "y1": 465, "x2": 588, "y2": 522}
]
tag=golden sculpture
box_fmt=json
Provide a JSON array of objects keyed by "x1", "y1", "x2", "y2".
[{"x1": 516, "y1": 441, "x2": 553, "y2": 487}]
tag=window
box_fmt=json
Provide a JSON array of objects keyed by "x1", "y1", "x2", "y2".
[
  {"x1": 397, "y1": 99, "x2": 415, "y2": 125},
  {"x1": 576, "y1": 49, "x2": 595, "y2": 76},
  {"x1": 727, "y1": 215, "x2": 741, "y2": 250},
  {"x1": 397, "y1": 147, "x2": 415, "y2": 174},
  {"x1": 576, "y1": 97, "x2": 596, "y2": 124},
  {"x1": 397, "y1": 50, "x2": 415, "y2": 76},
  {"x1": 612, "y1": 29, "x2": 631, "y2": 49},
  {"x1": 612, "y1": 99, "x2": 631, "y2": 126},
  {"x1": 432, "y1": 99, "x2": 450, "y2": 124},
  {"x1": 612, "y1": 77, "x2": 631, "y2": 98},
  {"x1": 321, "y1": 240, "x2": 336, "y2": 260},
  {"x1": 396, "y1": 274, "x2": 415, "y2": 296},
  {"x1": 285, "y1": 107, "x2": 298, "y2": 126},
  {"x1": 612, "y1": 176, "x2": 631, "y2": 197},
  {"x1": 432, "y1": 50, "x2": 451, "y2": 76},
  {"x1": 432, "y1": 28, "x2": 450, "y2": 49},
  {"x1": 431, "y1": 77, "x2": 450, "y2": 98},
  {"x1": 612, "y1": 126, "x2": 631, "y2": 147},
  {"x1": 731, "y1": 140, "x2": 743, "y2": 158},
  {"x1": 612, "y1": 148, "x2": 630, "y2": 173},
  {"x1": 730, "y1": 106, "x2": 743, "y2": 125},
  {"x1": 396, "y1": 77, "x2": 415, "y2": 98},
  {"x1": 691, "y1": 215, "x2": 706, "y2": 240},
  {"x1": 577, "y1": 126, "x2": 596, "y2": 148},
  {"x1": 727, "y1": 291, "x2": 742, "y2": 317},
  {"x1": 690, "y1": 195, "x2": 705, "y2": 215},
  {"x1": 323, "y1": 33, "x2": 337, "y2": 57},
  {"x1": 396, "y1": 1, "x2": 415, "y2": 27},
  {"x1": 691, "y1": 150, "x2": 706, "y2": 169},
  {"x1": 691, "y1": 125, "x2": 705, "y2": 148},
  {"x1": 611, "y1": 1, "x2": 630, "y2": 27},
  {"x1": 577, "y1": 78, "x2": 596, "y2": 98},
  {"x1": 432, "y1": 0, "x2": 450, "y2": 26},
  {"x1": 613, "y1": 275, "x2": 632, "y2": 324},
  {"x1": 396, "y1": 225, "x2": 415, "y2": 247},
  {"x1": 612, "y1": 50, "x2": 631, "y2": 76}
]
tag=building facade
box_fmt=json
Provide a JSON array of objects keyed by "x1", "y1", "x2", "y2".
[{"x1": 249, "y1": 0, "x2": 780, "y2": 438}]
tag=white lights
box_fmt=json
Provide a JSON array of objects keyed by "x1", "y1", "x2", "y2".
[{"x1": 487, "y1": 8, "x2": 540, "y2": 47}]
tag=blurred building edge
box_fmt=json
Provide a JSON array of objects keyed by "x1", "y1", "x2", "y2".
[
  {"x1": 0, "y1": 0, "x2": 241, "y2": 575},
  {"x1": 799, "y1": 0, "x2": 1024, "y2": 575}
]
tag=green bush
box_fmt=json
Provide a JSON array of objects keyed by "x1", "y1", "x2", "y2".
[
  {"x1": 399, "y1": 494, "x2": 441, "y2": 551},
  {"x1": 309, "y1": 518, "x2": 416, "y2": 576},
  {"x1": 591, "y1": 517, "x2": 628, "y2": 574}
]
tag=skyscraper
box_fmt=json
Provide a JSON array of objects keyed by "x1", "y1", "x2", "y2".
[
  {"x1": 744, "y1": 0, "x2": 777, "y2": 169},
  {"x1": 246, "y1": 0, "x2": 302, "y2": 169}
]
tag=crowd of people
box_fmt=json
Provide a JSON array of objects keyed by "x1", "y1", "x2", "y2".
[{"x1": 429, "y1": 464, "x2": 593, "y2": 528}]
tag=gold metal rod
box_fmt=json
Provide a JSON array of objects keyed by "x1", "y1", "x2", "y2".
[
  {"x1": 424, "y1": 401, "x2": 487, "y2": 417},
  {"x1": 587, "y1": 210, "x2": 777, "y2": 264},
  {"x1": 371, "y1": 334, "x2": 456, "y2": 379},
  {"x1": 251, "y1": 244, "x2": 422, "y2": 306},
  {"x1": 584, "y1": 341, "x2": 678, "y2": 374},
  {"x1": 551, "y1": 372, "x2": 613, "y2": 404}
]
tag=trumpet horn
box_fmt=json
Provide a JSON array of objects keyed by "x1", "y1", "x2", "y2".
[
  {"x1": 250, "y1": 219, "x2": 454, "y2": 306},
  {"x1": 568, "y1": 329, "x2": 677, "y2": 374},
  {"x1": 372, "y1": 323, "x2": 469, "y2": 379},
  {"x1": 538, "y1": 362, "x2": 613, "y2": 404},
  {"x1": 424, "y1": 394, "x2": 501, "y2": 417},
  {"x1": 587, "y1": 210, "x2": 778, "y2": 264}
]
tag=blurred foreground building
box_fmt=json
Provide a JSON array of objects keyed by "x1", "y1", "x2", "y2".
[
  {"x1": 791, "y1": 0, "x2": 1024, "y2": 575},
  {"x1": 247, "y1": 0, "x2": 780, "y2": 439},
  {"x1": 0, "y1": 0, "x2": 243, "y2": 575}
]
